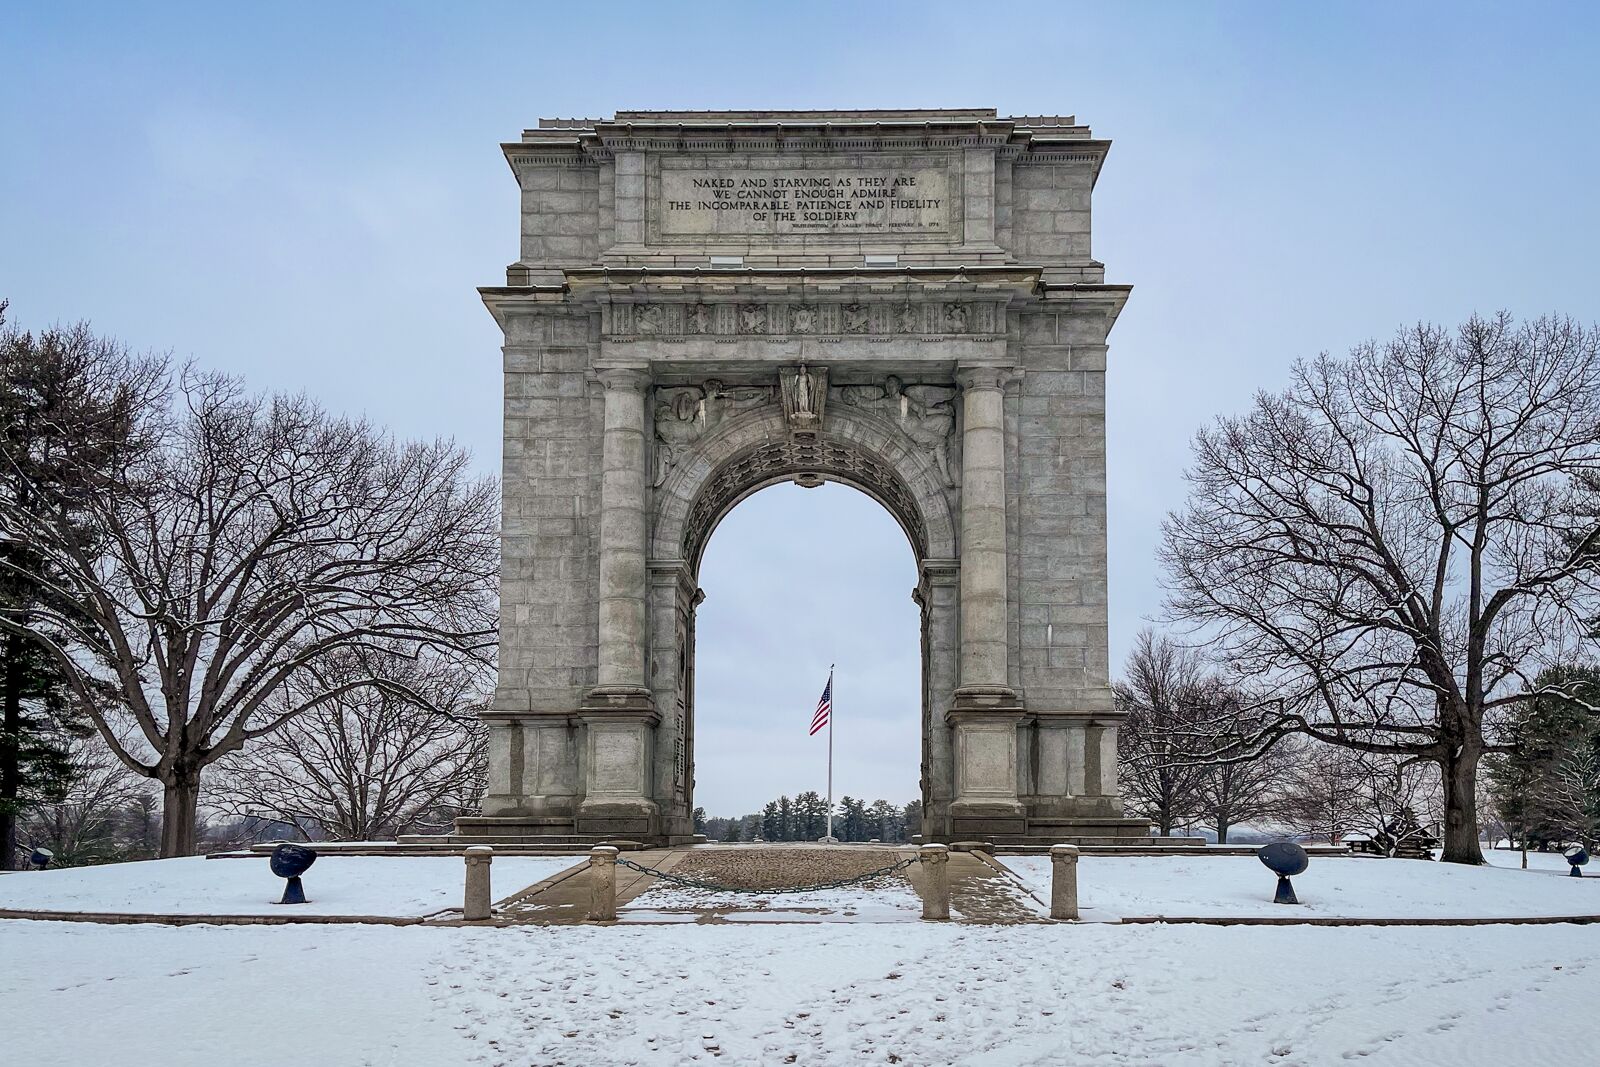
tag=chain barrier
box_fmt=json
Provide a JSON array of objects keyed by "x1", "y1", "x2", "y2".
[{"x1": 615, "y1": 854, "x2": 917, "y2": 895}]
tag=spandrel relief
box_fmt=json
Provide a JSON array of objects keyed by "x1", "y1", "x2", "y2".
[{"x1": 838, "y1": 375, "x2": 960, "y2": 487}]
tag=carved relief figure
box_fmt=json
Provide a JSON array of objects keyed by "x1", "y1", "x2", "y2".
[
  {"x1": 652, "y1": 386, "x2": 706, "y2": 487},
  {"x1": 897, "y1": 303, "x2": 919, "y2": 334},
  {"x1": 791, "y1": 305, "x2": 817, "y2": 334},
  {"x1": 942, "y1": 303, "x2": 968, "y2": 334},
  {"x1": 795, "y1": 367, "x2": 815, "y2": 415},
  {"x1": 655, "y1": 378, "x2": 779, "y2": 486},
  {"x1": 738, "y1": 304, "x2": 766, "y2": 335},
  {"x1": 840, "y1": 375, "x2": 959, "y2": 487},
  {"x1": 687, "y1": 303, "x2": 713, "y2": 335},
  {"x1": 637, "y1": 304, "x2": 664, "y2": 335},
  {"x1": 702, "y1": 379, "x2": 775, "y2": 422},
  {"x1": 842, "y1": 303, "x2": 869, "y2": 334},
  {"x1": 779, "y1": 364, "x2": 827, "y2": 434}
]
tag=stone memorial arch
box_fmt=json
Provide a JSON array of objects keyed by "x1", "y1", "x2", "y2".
[{"x1": 460, "y1": 109, "x2": 1149, "y2": 846}]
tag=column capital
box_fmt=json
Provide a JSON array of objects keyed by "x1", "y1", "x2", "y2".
[
  {"x1": 956, "y1": 365, "x2": 1019, "y2": 392},
  {"x1": 596, "y1": 366, "x2": 652, "y2": 393}
]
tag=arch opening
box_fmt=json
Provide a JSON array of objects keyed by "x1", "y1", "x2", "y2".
[{"x1": 689, "y1": 481, "x2": 923, "y2": 841}]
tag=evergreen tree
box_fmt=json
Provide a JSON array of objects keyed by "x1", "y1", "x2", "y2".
[
  {"x1": 0, "y1": 309, "x2": 154, "y2": 868},
  {"x1": 838, "y1": 796, "x2": 869, "y2": 841},
  {"x1": 1486, "y1": 666, "x2": 1600, "y2": 849},
  {"x1": 760, "y1": 800, "x2": 780, "y2": 841},
  {"x1": 866, "y1": 799, "x2": 900, "y2": 841},
  {"x1": 692, "y1": 806, "x2": 706, "y2": 834},
  {"x1": 793, "y1": 790, "x2": 827, "y2": 840},
  {"x1": 902, "y1": 798, "x2": 923, "y2": 839},
  {"x1": 721, "y1": 818, "x2": 742, "y2": 842},
  {"x1": 776, "y1": 795, "x2": 793, "y2": 842}
]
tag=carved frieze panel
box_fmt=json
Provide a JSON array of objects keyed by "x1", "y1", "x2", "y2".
[{"x1": 606, "y1": 299, "x2": 1004, "y2": 340}]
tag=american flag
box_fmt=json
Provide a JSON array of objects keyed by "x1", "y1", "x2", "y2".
[{"x1": 809, "y1": 672, "x2": 833, "y2": 736}]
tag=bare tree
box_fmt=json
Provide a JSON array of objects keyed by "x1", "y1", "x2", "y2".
[
  {"x1": 215, "y1": 646, "x2": 488, "y2": 840},
  {"x1": 1276, "y1": 741, "x2": 1371, "y2": 845},
  {"x1": 1116, "y1": 630, "x2": 1211, "y2": 836},
  {"x1": 1195, "y1": 703, "x2": 1292, "y2": 844},
  {"x1": 0, "y1": 370, "x2": 497, "y2": 855},
  {"x1": 1163, "y1": 314, "x2": 1600, "y2": 863},
  {"x1": 21, "y1": 732, "x2": 149, "y2": 866},
  {"x1": 1278, "y1": 742, "x2": 1442, "y2": 853}
]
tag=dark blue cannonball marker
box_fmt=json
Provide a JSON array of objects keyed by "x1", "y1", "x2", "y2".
[
  {"x1": 1565, "y1": 845, "x2": 1589, "y2": 878},
  {"x1": 270, "y1": 843, "x2": 318, "y2": 904},
  {"x1": 1258, "y1": 841, "x2": 1309, "y2": 905}
]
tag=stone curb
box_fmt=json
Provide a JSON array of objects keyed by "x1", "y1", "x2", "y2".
[
  {"x1": 8, "y1": 906, "x2": 1599, "y2": 928},
  {"x1": 0, "y1": 908, "x2": 425, "y2": 927},
  {"x1": 1117, "y1": 914, "x2": 1600, "y2": 927}
]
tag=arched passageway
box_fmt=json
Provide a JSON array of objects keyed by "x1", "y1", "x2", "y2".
[{"x1": 692, "y1": 482, "x2": 921, "y2": 830}]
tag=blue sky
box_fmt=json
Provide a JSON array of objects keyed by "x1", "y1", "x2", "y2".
[{"x1": 4, "y1": 3, "x2": 1597, "y2": 814}]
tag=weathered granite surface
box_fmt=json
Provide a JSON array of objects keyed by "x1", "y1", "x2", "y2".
[{"x1": 464, "y1": 109, "x2": 1148, "y2": 846}]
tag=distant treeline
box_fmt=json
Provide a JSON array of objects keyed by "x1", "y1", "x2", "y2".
[{"x1": 696, "y1": 793, "x2": 921, "y2": 843}]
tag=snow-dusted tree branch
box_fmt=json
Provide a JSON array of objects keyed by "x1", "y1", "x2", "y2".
[
  {"x1": 213, "y1": 645, "x2": 488, "y2": 841},
  {"x1": 0, "y1": 367, "x2": 498, "y2": 856},
  {"x1": 1115, "y1": 630, "x2": 1214, "y2": 836},
  {"x1": 1116, "y1": 629, "x2": 1291, "y2": 841},
  {"x1": 1162, "y1": 313, "x2": 1600, "y2": 863}
]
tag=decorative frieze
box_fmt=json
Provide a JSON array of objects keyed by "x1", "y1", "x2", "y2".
[{"x1": 607, "y1": 299, "x2": 1004, "y2": 340}]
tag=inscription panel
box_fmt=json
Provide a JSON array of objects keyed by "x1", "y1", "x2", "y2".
[{"x1": 647, "y1": 153, "x2": 961, "y2": 245}]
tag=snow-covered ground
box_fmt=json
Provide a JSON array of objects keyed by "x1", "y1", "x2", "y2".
[
  {"x1": 3, "y1": 918, "x2": 1596, "y2": 1065},
  {"x1": 1483, "y1": 846, "x2": 1587, "y2": 873},
  {"x1": 1001, "y1": 853, "x2": 1600, "y2": 920},
  {"x1": 0, "y1": 855, "x2": 578, "y2": 917}
]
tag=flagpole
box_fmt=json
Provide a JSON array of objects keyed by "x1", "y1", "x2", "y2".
[{"x1": 825, "y1": 664, "x2": 835, "y2": 842}]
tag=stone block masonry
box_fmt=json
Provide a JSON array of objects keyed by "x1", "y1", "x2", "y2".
[{"x1": 458, "y1": 109, "x2": 1149, "y2": 848}]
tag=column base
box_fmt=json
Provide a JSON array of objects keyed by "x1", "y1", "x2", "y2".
[
  {"x1": 949, "y1": 799, "x2": 1028, "y2": 838},
  {"x1": 575, "y1": 796, "x2": 660, "y2": 838},
  {"x1": 950, "y1": 685, "x2": 1024, "y2": 713},
  {"x1": 576, "y1": 699, "x2": 661, "y2": 839},
  {"x1": 945, "y1": 705, "x2": 1026, "y2": 836},
  {"x1": 581, "y1": 686, "x2": 658, "y2": 714}
]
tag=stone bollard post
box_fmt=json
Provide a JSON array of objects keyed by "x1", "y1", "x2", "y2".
[
  {"x1": 919, "y1": 844, "x2": 951, "y2": 921},
  {"x1": 1050, "y1": 843, "x2": 1080, "y2": 920},
  {"x1": 463, "y1": 845, "x2": 494, "y2": 921},
  {"x1": 589, "y1": 845, "x2": 620, "y2": 922}
]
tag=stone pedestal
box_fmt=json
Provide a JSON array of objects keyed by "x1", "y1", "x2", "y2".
[
  {"x1": 918, "y1": 844, "x2": 951, "y2": 921},
  {"x1": 588, "y1": 846, "x2": 619, "y2": 922},
  {"x1": 463, "y1": 846, "x2": 493, "y2": 921},
  {"x1": 947, "y1": 709, "x2": 1027, "y2": 836},
  {"x1": 575, "y1": 710, "x2": 660, "y2": 837},
  {"x1": 1049, "y1": 843, "x2": 1080, "y2": 920}
]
